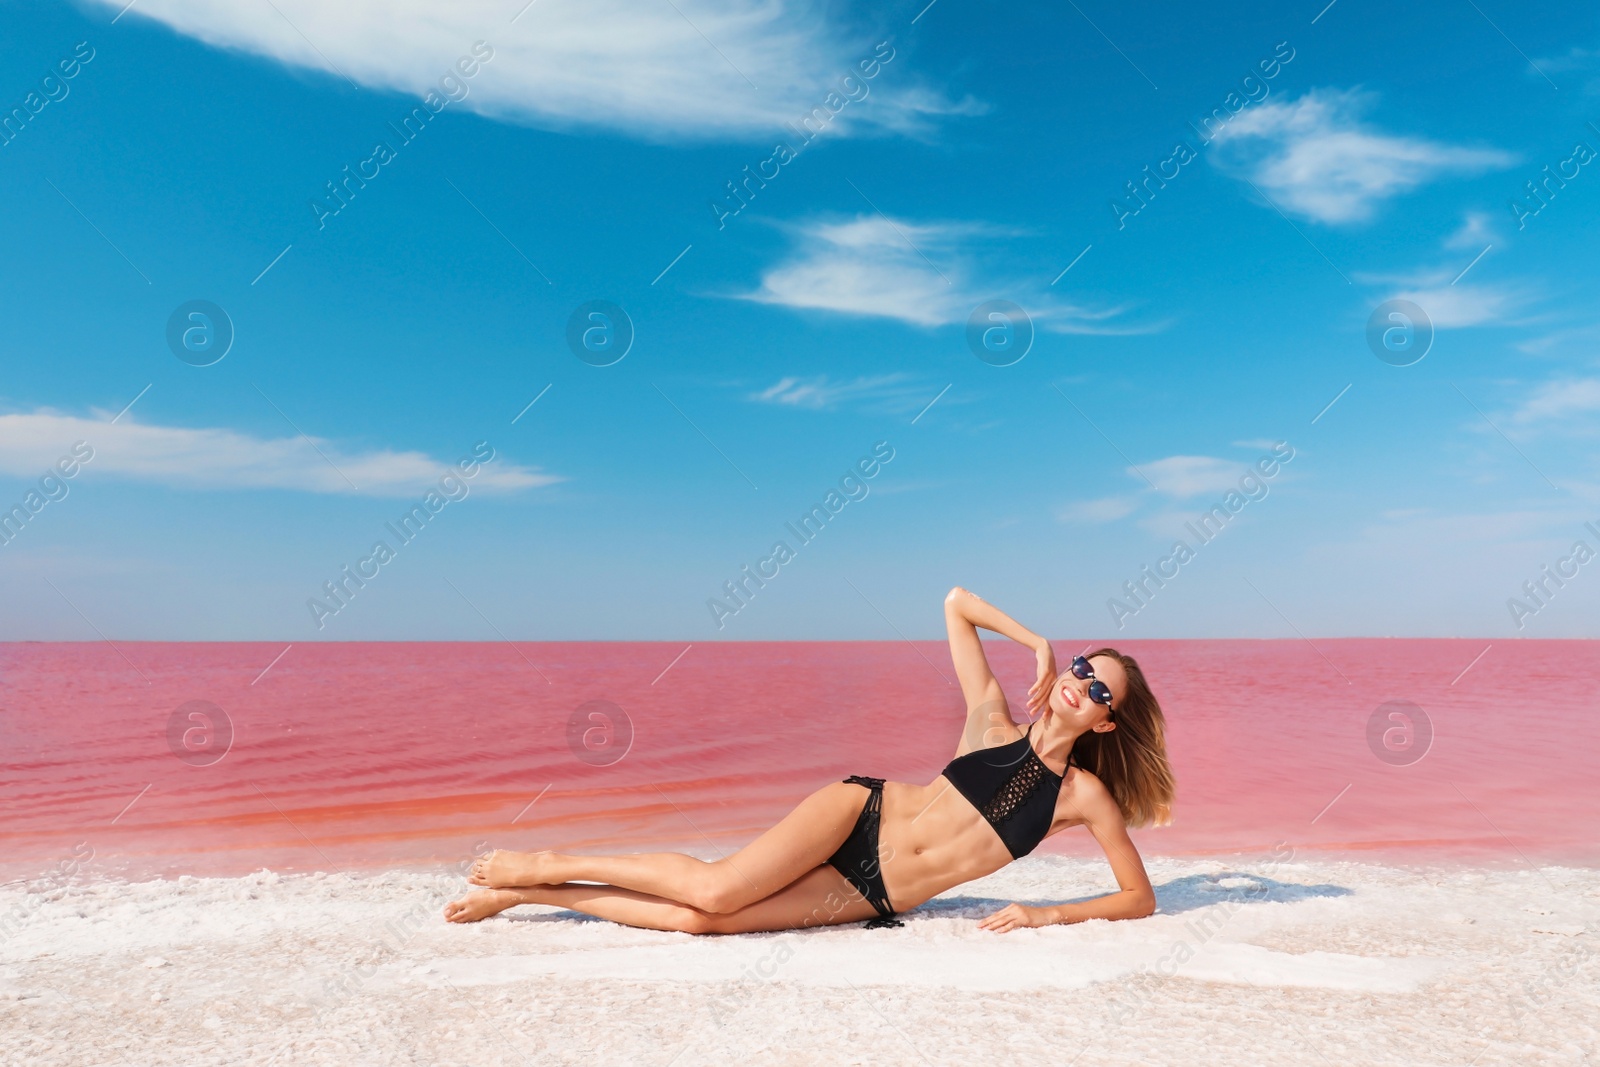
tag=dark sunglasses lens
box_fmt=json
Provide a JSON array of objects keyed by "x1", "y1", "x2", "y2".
[
  {"x1": 1089, "y1": 680, "x2": 1113, "y2": 707},
  {"x1": 1071, "y1": 656, "x2": 1092, "y2": 679}
]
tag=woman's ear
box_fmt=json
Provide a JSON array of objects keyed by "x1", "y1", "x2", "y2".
[{"x1": 1093, "y1": 720, "x2": 1117, "y2": 734}]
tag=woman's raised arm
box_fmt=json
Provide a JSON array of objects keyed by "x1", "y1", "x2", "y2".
[{"x1": 943, "y1": 587, "x2": 1057, "y2": 719}]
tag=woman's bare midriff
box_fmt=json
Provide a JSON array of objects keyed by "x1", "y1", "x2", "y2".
[{"x1": 872, "y1": 776, "x2": 1020, "y2": 910}]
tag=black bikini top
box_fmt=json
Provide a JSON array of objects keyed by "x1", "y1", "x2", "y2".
[{"x1": 940, "y1": 721, "x2": 1067, "y2": 859}]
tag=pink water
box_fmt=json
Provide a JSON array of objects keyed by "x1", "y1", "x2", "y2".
[{"x1": 2, "y1": 639, "x2": 1596, "y2": 882}]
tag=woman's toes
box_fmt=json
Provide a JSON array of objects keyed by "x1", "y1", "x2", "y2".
[
  {"x1": 466, "y1": 851, "x2": 497, "y2": 886},
  {"x1": 444, "y1": 889, "x2": 516, "y2": 923}
]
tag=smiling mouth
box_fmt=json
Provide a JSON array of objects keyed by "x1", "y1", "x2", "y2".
[{"x1": 1060, "y1": 682, "x2": 1078, "y2": 708}]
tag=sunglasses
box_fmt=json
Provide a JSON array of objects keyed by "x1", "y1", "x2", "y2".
[{"x1": 1070, "y1": 656, "x2": 1115, "y2": 713}]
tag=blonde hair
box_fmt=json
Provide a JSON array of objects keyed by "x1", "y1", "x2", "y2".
[{"x1": 1069, "y1": 648, "x2": 1175, "y2": 828}]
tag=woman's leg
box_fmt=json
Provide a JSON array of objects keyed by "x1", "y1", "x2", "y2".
[
  {"x1": 468, "y1": 781, "x2": 870, "y2": 913},
  {"x1": 444, "y1": 866, "x2": 880, "y2": 934}
]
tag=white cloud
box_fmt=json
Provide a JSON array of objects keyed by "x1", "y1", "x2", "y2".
[
  {"x1": 1138, "y1": 455, "x2": 1249, "y2": 498},
  {"x1": 1535, "y1": 46, "x2": 1600, "y2": 73},
  {"x1": 741, "y1": 215, "x2": 1150, "y2": 333},
  {"x1": 1388, "y1": 283, "x2": 1518, "y2": 328},
  {"x1": 1445, "y1": 211, "x2": 1496, "y2": 250},
  {"x1": 1210, "y1": 89, "x2": 1514, "y2": 223},
  {"x1": 1056, "y1": 495, "x2": 1140, "y2": 524},
  {"x1": 1354, "y1": 264, "x2": 1523, "y2": 328},
  {"x1": 747, "y1": 373, "x2": 930, "y2": 411},
  {"x1": 92, "y1": 0, "x2": 974, "y2": 140},
  {"x1": 747, "y1": 217, "x2": 960, "y2": 326},
  {"x1": 1532, "y1": 46, "x2": 1600, "y2": 93},
  {"x1": 0, "y1": 410, "x2": 558, "y2": 496},
  {"x1": 1509, "y1": 378, "x2": 1600, "y2": 428},
  {"x1": 1058, "y1": 454, "x2": 1273, "y2": 525},
  {"x1": 1517, "y1": 324, "x2": 1600, "y2": 356}
]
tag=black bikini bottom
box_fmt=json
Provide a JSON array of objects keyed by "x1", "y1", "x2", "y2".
[{"x1": 826, "y1": 775, "x2": 904, "y2": 928}]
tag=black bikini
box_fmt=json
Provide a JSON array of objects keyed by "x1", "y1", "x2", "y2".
[
  {"x1": 826, "y1": 776, "x2": 904, "y2": 928},
  {"x1": 827, "y1": 722, "x2": 1068, "y2": 928},
  {"x1": 940, "y1": 720, "x2": 1066, "y2": 860}
]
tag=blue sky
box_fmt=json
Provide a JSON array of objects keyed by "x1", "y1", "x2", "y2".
[{"x1": 2, "y1": 0, "x2": 1599, "y2": 641}]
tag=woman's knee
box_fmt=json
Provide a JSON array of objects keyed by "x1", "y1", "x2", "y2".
[
  {"x1": 693, "y1": 863, "x2": 753, "y2": 914},
  {"x1": 677, "y1": 908, "x2": 720, "y2": 934}
]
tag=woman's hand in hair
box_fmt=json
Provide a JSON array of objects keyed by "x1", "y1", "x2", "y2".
[{"x1": 1026, "y1": 641, "x2": 1057, "y2": 716}]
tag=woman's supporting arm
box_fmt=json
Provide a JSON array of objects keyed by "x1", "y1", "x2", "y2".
[
  {"x1": 1042, "y1": 882, "x2": 1157, "y2": 924},
  {"x1": 977, "y1": 886, "x2": 1155, "y2": 933},
  {"x1": 978, "y1": 778, "x2": 1157, "y2": 933}
]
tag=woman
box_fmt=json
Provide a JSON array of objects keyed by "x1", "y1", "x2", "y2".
[{"x1": 444, "y1": 587, "x2": 1174, "y2": 933}]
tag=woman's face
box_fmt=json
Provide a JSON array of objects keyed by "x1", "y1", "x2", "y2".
[{"x1": 1046, "y1": 653, "x2": 1127, "y2": 730}]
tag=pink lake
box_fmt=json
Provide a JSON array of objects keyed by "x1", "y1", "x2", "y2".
[{"x1": 2, "y1": 638, "x2": 1596, "y2": 882}]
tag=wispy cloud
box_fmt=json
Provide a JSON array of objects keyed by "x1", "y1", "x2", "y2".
[
  {"x1": 92, "y1": 0, "x2": 973, "y2": 140},
  {"x1": 0, "y1": 410, "x2": 558, "y2": 496},
  {"x1": 741, "y1": 215, "x2": 1152, "y2": 333},
  {"x1": 1508, "y1": 378, "x2": 1600, "y2": 430},
  {"x1": 1445, "y1": 211, "x2": 1497, "y2": 250},
  {"x1": 1354, "y1": 263, "x2": 1525, "y2": 328},
  {"x1": 1390, "y1": 283, "x2": 1518, "y2": 328},
  {"x1": 1210, "y1": 89, "x2": 1515, "y2": 224},
  {"x1": 1058, "y1": 452, "x2": 1277, "y2": 525},
  {"x1": 1056, "y1": 495, "x2": 1140, "y2": 524},
  {"x1": 1138, "y1": 455, "x2": 1251, "y2": 498},
  {"x1": 1531, "y1": 45, "x2": 1600, "y2": 93},
  {"x1": 1517, "y1": 324, "x2": 1600, "y2": 357},
  {"x1": 747, "y1": 373, "x2": 931, "y2": 412}
]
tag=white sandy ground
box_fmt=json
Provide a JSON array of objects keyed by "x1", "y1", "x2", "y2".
[{"x1": 1, "y1": 855, "x2": 1596, "y2": 1067}]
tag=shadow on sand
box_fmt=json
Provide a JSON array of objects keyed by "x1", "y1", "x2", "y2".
[
  {"x1": 917, "y1": 871, "x2": 1352, "y2": 920},
  {"x1": 500, "y1": 872, "x2": 1353, "y2": 926}
]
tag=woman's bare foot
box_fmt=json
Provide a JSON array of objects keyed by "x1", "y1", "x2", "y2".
[
  {"x1": 468, "y1": 849, "x2": 555, "y2": 888},
  {"x1": 443, "y1": 888, "x2": 523, "y2": 923}
]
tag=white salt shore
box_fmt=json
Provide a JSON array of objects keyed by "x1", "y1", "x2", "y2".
[{"x1": 2, "y1": 855, "x2": 1596, "y2": 1066}]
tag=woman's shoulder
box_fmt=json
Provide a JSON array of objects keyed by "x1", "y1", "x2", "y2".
[
  {"x1": 950, "y1": 712, "x2": 1027, "y2": 762},
  {"x1": 1063, "y1": 765, "x2": 1119, "y2": 818}
]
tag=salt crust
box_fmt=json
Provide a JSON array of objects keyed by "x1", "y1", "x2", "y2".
[{"x1": 3, "y1": 855, "x2": 1596, "y2": 1066}]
